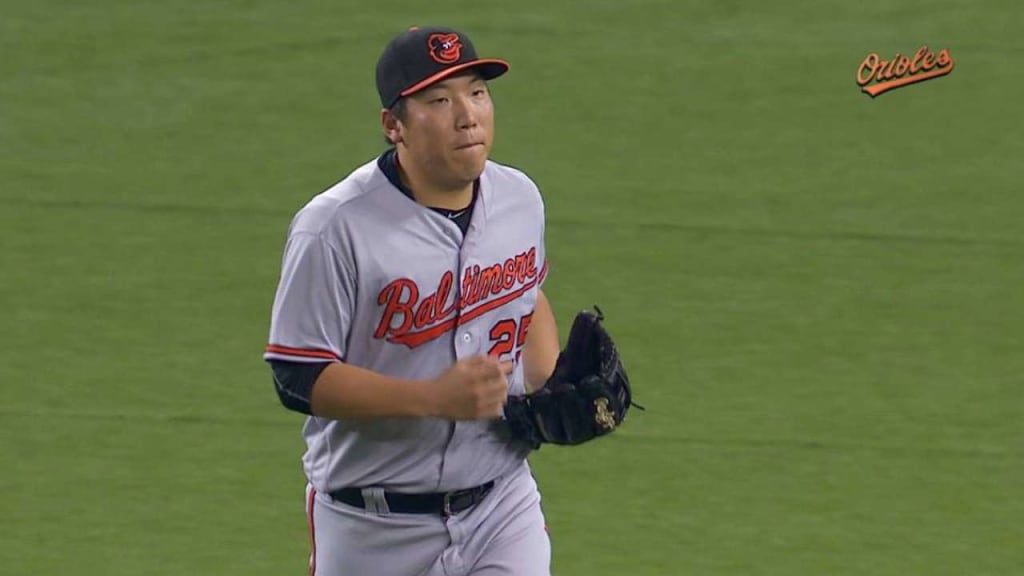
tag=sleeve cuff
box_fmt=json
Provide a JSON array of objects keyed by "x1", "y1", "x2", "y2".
[{"x1": 264, "y1": 344, "x2": 341, "y2": 362}]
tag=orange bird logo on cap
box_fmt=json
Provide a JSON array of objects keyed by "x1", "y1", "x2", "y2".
[{"x1": 428, "y1": 33, "x2": 462, "y2": 64}]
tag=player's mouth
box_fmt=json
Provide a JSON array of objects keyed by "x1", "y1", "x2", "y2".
[{"x1": 454, "y1": 142, "x2": 485, "y2": 150}]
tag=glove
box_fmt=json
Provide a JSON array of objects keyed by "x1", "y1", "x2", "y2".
[{"x1": 504, "y1": 306, "x2": 640, "y2": 448}]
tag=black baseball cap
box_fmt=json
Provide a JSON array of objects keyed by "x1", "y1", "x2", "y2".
[{"x1": 375, "y1": 26, "x2": 509, "y2": 109}]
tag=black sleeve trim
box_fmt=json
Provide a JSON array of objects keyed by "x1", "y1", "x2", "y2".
[{"x1": 269, "y1": 360, "x2": 331, "y2": 415}]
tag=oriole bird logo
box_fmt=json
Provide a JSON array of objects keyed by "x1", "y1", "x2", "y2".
[{"x1": 428, "y1": 33, "x2": 462, "y2": 64}]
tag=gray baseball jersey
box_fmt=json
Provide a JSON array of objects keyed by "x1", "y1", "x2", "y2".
[{"x1": 264, "y1": 157, "x2": 547, "y2": 495}]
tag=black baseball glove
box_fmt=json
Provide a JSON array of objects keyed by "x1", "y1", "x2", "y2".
[{"x1": 504, "y1": 307, "x2": 641, "y2": 448}]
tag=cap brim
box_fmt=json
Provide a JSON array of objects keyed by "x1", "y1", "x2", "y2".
[{"x1": 400, "y1": 59, "x2": 510, "y2": 98}]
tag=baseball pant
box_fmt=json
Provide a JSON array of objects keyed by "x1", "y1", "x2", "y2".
[{"x1": 306, "y1": 462, "x2": 551, "y2": 576}]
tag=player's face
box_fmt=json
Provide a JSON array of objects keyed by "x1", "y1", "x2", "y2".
[{"x1": 399, "y1": 73, "x2": 494, "y2": 190}]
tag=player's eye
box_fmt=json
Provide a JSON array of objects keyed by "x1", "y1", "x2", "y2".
[{"x1": 430, "y1": 96, "x2": 449, "y2": 104}]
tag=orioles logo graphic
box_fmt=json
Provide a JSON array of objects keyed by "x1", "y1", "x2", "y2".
[
  {"x1": 856, "y1": 45, "x2": 954, "y2": 98},
  {"x1": 428, "y1": 33, "x2": 462, "y2": 64}
]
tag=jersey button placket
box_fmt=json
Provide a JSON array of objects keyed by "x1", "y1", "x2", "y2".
[{"x1": 454, "y1": 251, "x2": 478, "y2": 358}]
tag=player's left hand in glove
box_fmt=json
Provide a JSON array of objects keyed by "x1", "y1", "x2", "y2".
[{"x1": 503, "y1": 307, "x2": 642, "y2": 449}]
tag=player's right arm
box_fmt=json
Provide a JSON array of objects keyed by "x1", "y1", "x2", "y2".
[{"x1": 305, "y1": 357, "x2": 512, "y2": 420}]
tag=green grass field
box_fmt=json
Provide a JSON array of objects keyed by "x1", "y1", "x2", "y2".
[{"x1": 2, "y1": 1, "x2": 1021, "y2": 574}]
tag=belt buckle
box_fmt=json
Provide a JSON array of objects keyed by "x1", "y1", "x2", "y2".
[{"x1": 442, "y1": 492, "x2": 453, "y2": 518}]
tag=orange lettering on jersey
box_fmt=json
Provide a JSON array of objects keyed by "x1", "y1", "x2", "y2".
[
  {"x1": 502, "y1": 261, "x2": 516, "y2": 290},
  {"x1": 374, "y1": 279, "x2": 418, "y2": 339},
  {"x1": 434, "y1": 270, "x2": 456, "y2": 319},
  {"x1": 374, "y1": 248, "x2": 546, "y2": 349}
]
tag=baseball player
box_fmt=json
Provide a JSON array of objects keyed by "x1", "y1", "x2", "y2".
[{"x1": 264, "y1": 26, "x2": 562, "y2": 575}]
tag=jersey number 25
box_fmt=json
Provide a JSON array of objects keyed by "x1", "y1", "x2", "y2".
[{"x1": 487, "y1": 313, "x2": 533, "y2": 361}]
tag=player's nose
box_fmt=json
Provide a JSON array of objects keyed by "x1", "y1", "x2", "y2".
[{"x1": 453, "y1": 95, "x2": 478, "y2": 130}]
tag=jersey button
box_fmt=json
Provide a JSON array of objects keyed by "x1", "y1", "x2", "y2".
[{"x1": 462, "y1": 333, "x2": 472, "y2": 343}]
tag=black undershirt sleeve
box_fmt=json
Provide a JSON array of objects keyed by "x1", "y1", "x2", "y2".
[{"x1": 269, "y1": 360, "x2": 331, "y2": 415}]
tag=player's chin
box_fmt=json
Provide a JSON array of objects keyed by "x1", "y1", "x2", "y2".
[{"x1": 451, "y1": 148, "x2": 488, "y2": 177}]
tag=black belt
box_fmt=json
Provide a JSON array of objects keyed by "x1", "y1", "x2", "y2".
[{"x1": 329, "y1": 481, "x2": 495, "y2": 517}]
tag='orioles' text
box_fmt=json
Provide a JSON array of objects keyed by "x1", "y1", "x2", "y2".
[
  {"x1": 375, "y1": 248, "x2": 545, "y2": 348},
  {"x1": 856, "y1": 46, "x2": 954, "y2": 97}
]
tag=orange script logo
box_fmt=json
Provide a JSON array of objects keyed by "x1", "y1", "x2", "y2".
[
  {"x1": 856, "y1": 46, "x2": 954, "y2": 97},
  {"x1": 374, "y1": 248, "x2": 545, "y2": 349}
]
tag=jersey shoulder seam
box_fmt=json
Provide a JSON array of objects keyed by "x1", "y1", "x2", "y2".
[
  {"x1": 289, "y1": 162, "x2": 390, "y2": 236},
  {"x1": 485, "y1": 160, "x2": 545, "y2": 207}
]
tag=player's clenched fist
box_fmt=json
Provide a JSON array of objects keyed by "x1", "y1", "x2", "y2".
[{"x1": 431, "y1": 355, "x2": 513, "y2": 420}]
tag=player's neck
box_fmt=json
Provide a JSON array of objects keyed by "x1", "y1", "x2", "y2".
[{"x1": 395, "y1": 150, "x2": 474, "y2": 210}]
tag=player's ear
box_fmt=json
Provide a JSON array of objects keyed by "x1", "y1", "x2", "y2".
[{"x1": 381, "y1": 107, "x2": 403, "y2": 145}]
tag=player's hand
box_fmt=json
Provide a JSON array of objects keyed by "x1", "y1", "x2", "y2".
[{"x1": 431, "y1": 355, "x2": 513, "y2": 420}]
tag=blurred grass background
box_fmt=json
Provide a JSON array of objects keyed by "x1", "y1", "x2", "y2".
[{"x1": 1, "y1": 0, "x2": 1021, "y2": 574}]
